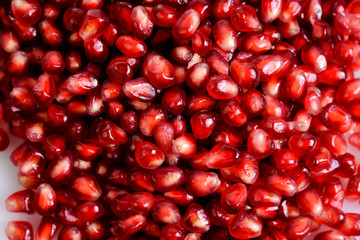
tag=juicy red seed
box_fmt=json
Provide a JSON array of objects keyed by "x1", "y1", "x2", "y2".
[
  {"x1": 229, "y1": 211, "x2": 263, "y2": 239},
  {"x1": 248, "y1": 128, "x2": 274, "y2": 159},
  {"x1": 131, "y1": 5, "x2": 154, "y2": 40},
  {"x1": 32, "y1": 183, "x2": 57, "y2": 216},
  {"x1": 69, "y1": 173, "x2": 102, "y2": 201},
  {"x1": 190, "y1": 110, "x2": 216, "y2": 139},
  {"x1": 146, "y1": 54, "x2": 175, "y2": 89},
  {"x1": 283, "y1": 216, "x2": 312, "y2": 239},
  {"x1": 296, "y1": 186, "x2": 324, "y2": 217},
  {"x1": 6, "y1": 221, "x2": 33, "y2": 240},
  {"x1": 152, "y1": 200, "x2": 181, "y2": 224},
  {"x1": 123, "y1": 77, "x2": 156, "y2": 102},
  {"x1": 160, "y1": 225, "x2": 185, "y2": 240},
  {"x1": 186, "y1": 170, "x2": 220, "y2": 196},
  {"x1": 6, "y1": 189, "x2": 34, "y2": 214},
  {"x1": 35, "y1": 216, "x2": 59, "y2": 240},
  {"x1": 206, "y1": 75, "x2": 238, "y2": 100},
  {"x1": 248, "y1": 183, "x2": 282, "y2": 207},
  {"x1": 220, "y1": 183, "x2": 247, "y2": 213},
  {"x1": 182, "y1": 203, "x2": 211, "y2": 233},
  {"x1": 5, "y1": 50, "x2": 29, "y2": 76},
  {"x1": 79, "y1": 9, "x2": 109, "y2": 41},
  {"x1": 213, "y1": 19, "x2": 238, "y2": 53},
  {"x1": 116, "y1": 36, "x2": 147, "y2": 58},
  {"x1": 204, "y1": 143, "x2": 241, "y2": 169},
  {"x1": 231, "y1": 5, "x2": 262, "y2": 32},
  {"x1": 152, "y1": 4, "x2": 179, "y2": 28},
  {"x1": 150, "y1": 166, "x2": 184, "y2": 192},
  {"x1": 11, "y1": 0, "x2": 42, "y2": 25},
  {"x1": 73, "y1": 139, "x2": 103, "y2": 161},
  {"x1": 263, "y1": 168, "x2": 297, "y2": 196},
  {"x1": 172, "y1": 9, "x2": 201, "y2": 40},
  {"x1": 161, "y1": 86, "x2": 187, "y2": 115},
  {"x1": 63, "y1": 7, "x2": 86, "y2": 32},
  {"x1": 58, "y1": 225, "x2": 84, "y2": 240},
  {"x1": 135, "y1": 141, "x2": 165, "y2": 169},
  {"x1": 77, "y1": 201, "x2": 104, "y2": 222}
]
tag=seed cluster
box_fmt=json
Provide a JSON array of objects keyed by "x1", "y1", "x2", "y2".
[{"x1": 1, "y1": 0, "x2": 360, "y2": 239}]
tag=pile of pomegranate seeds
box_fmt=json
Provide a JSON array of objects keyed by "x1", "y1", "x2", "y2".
[{"x1": 1, "y1": 0, "x2": 360, "y2": 239}]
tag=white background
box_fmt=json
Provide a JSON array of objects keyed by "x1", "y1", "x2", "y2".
[{"x1": 0, "y1": 124, "x2": 359, "y2": 239}]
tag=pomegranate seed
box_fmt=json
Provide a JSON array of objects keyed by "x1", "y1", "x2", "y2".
[
  {"x1": 35, "y1": 216, "x2": 59, "y2": 240},
  {"x1": 288, "y1": 132, "x2": 317, "y2": 156},
  {"x1": 316, "y1": 205, "x2": 346, "y2": 228},
  {"x1": 231, "y1": 5, "x2": 262, "y2": 32},
  {"x1": 116, "y1": 36, "x2": 147, "y2": 58},
  {"x1": 204, "y1": 143, "x2": 241, "y2": 169},
  {"x1": 273, "y1": 148, "x2": 299, "y2": 170},
  {"x1": 69, "y1": 173, "x2": 102, "y2": 201},
  {"x1": 296, "y1": 186, "x2": 323, "y2": 217},
  {"x1": 146, "y1": 54, "x2": 175, "y2": 89},
  {"x1": 66, "y1": 71, "x2": 98, "y2": 95},
  {"x1": 84, "y1": 221, "x2": 105, "y2": 240},
  {"x1": 160, "y1": 225, "x2": 185, "y2": 240},
  {"x1": 314, "y1": 230, "x2": 347, "y2": 240},
  {"x1": 320, "y1": 104, "x2": 353, "y2": 133},
  {"x1": 131, "y1": 6, "x2": 154, "y2": 40},
  {"x1": 11, "y1": 0, "x2": 41, "y2": 25},
  {"x1": 220, "y1": 152, "x2": 259, "y2": 184},
  {"x1": 192, "y1": 30, "x2": 213, "y2": 57},
  {"x1": 58, "y1": 225, "x2": 84, "y2": 240},
  {"x1": 182, "y1": 203, "x2": 211, "y2": 233},
  {"x1": 206, "y1": 75, "x2": 238, "y2": 100},
  {"x1": 190, "y1": 110, "x2": 216, "y2": 139},
  {"x1": 248, "y1": 183, "x2": 282, "y2": 207},
  {"x1": 63, "y1": 7, "x2": 85, "y2": 32},
  {"x1": 280, "y1": 199, "x2": 301, "y2": 219},
  {"x1": 339, "y1": 213, "x2": 360, "y2": 236},
  {"x1": 106, "y1": 58, "x2": 133, "y2": 84},
  {"x1": 0, "y1": 30, "x2": 20, "y2": 53},
  {"x1": 172, "y1": 133, "x2": 197, "y2": 159},
  {"x1": 152, "y1": 200, "x2": 181, "y2": 224},
  {"x1": 172, "y1": 9, "x2": 200, "y2": 41},
  {"x1": 164, "y1": 187, "x2": 196, "y2": 206},
  {"x1": 247, "y1": 128, "x2": 274, "y2": 159},
  {"x1": 33, "y1": 183, "x2": 57, "y2": 216},
  {"x1": 186, "y1": 170, "x2": 220, "y2": 196},
  {"x1": 206, "y1": 199, "x2": 233, "y2": 228},
  {"x1": 79, "y1": 9, "x2": 109, "y2": 41},
  {"x1": 6, "y1": 221, "x2": 33, "y2": 240},
  {"x1": 213, "y1": 19, "x2": 237, "y2": 53},
  {"x1": 152, "y1": 4, "x2": 179, "y2": 28},
  {"x1": 220, "y1": 183, "x2": 247, "y2": 213},
  {"x1": 261, "y1": 0, "x2": 283, "y2": 22},
  {"x1": 73, "y1": 139, "x2": 103, "y2": 161},
  {"x1": 346, "y1": 175, "x2": 360, "y2": 200},
  {"x1": 337, "y1": 153, "x2": 357, "y2": 178},
  {"x1": 161, "y1": 86, "x2": 186, "y2": 115},
  {"x1": 229, "y1": 211, "x2": 263, "y2": 239},
  {"x1": 135, "y1": 141, "x2": 165, "y2": 169},
  {"x1": 39, "y1": 20, "x2": 63, "y2": 47},
  {"x1": 283, "y1": 216, "x2": 312, "y2": 239},
  {"x1": 6, "y1": 189, "x2": 34, "y2": 214},
  {"x1": 77, "y1": 201, "x2": 104, "y2": 222},
  {"x1": 150, "y1": 166, "x2": 184, "y2": 192},
  {"x1": 170, "y1": 46, "x2": 194, "y2": 65},
  {"x1": 84, "y1": 38, "x2": 109, "y2": 63},
  {"x1": 263, "y1": 168, "x2": 297, "y2": 196}
]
